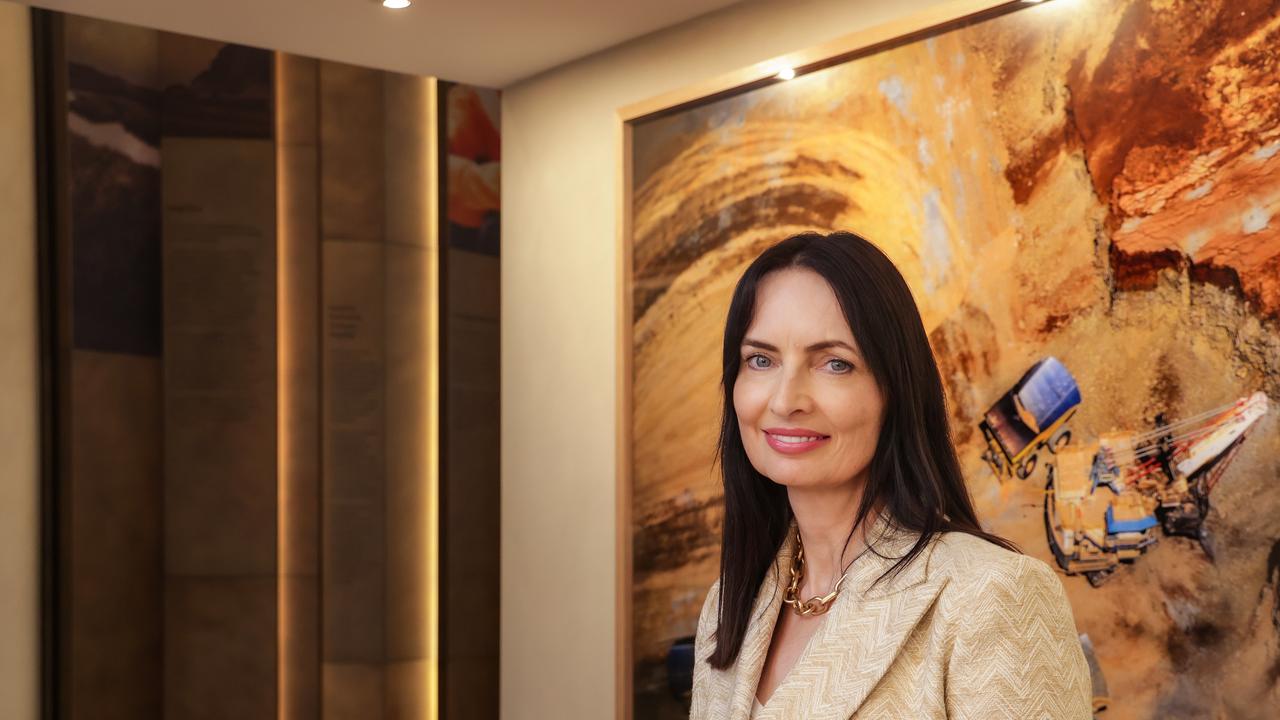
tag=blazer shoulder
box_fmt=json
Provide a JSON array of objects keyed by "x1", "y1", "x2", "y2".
[
  {"x1": 699, "y1": 577, "x2": 721, "y2": 613},
  {"x1": 929, "y1": 530, "x2": 1063, "y2": 601},
  {"x1": 930, "y1": 531, "x2": 1082, "y2": 660},
  {"x1": 932, "y1": 533, "x2": 1093, "y2": 717},
  {"x1": 695, "y1": 578, "x2": 721, "y2": 643}
]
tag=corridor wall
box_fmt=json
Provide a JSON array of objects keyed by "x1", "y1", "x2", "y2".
[{"x1": 0, "y1": 4, "x2": 38, "y2": 719}]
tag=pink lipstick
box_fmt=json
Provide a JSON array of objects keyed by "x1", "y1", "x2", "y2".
[{"x1": 763, "y1": 427, "x2": 830, "y2": 455}]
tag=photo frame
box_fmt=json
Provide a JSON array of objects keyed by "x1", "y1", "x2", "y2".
[{"x1": 616, "y1": 0, "x2": 1280, "y2": 717}]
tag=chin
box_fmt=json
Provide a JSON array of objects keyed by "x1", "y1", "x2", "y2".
[{"x1": 759, "y1": 467, "x2": 816, "y2": 488}]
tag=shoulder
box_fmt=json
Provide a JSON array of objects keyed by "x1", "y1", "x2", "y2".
[
  {"x1": 695, "y1": 578, "x2": 721, "y2": 644},
  {"x1": 690, "y1": 578, "x2": 726, "y2": 717},
  {"x1": 698, "y1": 578, "x2": 721, "y2": 616},
  {"x1": 928, "y1": 530, "x2": 1068, "y2": 612},
  {"x1": 930, "y1": 533, "x2": 1093, "y2": 716}
]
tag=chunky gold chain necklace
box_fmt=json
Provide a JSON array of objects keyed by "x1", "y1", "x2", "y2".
[{"x1": 782, "y1": 525, "x2": 872, "y2": 617}]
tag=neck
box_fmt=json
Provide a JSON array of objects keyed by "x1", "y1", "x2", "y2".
[{"x1": 787, "y1": 479, "x2": 880, "y2": 599}]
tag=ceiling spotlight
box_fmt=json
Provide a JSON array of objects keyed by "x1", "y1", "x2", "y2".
[
  {"x1": 383, "y1": 0, "x2": 411, "y2": 8},
  {"x1": 775, "y1": 67, "x2": 796, "y2": 81}
]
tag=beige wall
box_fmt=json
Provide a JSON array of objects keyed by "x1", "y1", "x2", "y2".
[
  {"x1": 500, "y1": 0, "x2": 955, "y2": 716},
  {"x1": 0, "y1": 2, "x2": 38, "y2": 719}
]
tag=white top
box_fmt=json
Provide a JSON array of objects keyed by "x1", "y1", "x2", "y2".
[{"x1": 751, "y1": 697, "x2": 765, "y2": 718}]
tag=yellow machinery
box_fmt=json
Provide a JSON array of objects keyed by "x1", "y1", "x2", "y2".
[{"x1": 1044, "y1": 393, "x2": 1269, "y2": 586}]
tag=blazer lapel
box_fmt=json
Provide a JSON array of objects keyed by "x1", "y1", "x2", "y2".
[{"x1": 754, "y1": 515, "x2": 943, "y2": 720}]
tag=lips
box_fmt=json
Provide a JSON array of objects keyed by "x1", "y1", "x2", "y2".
[{"x1": 763, "y1": 428, "x2": 830, "y2": 455}]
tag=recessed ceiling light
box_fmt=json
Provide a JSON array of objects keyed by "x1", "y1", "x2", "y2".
[{"x1": 383, "y1": 0, "x2": 411, "y2": 8}]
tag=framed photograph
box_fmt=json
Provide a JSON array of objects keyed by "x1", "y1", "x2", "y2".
[{"x1": 616, "y1": 0, "x2": 1280, "y2": 717}]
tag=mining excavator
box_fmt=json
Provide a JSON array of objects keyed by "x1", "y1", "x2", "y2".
[{"x1": 1045, "y1": 391, "x2": 1270, "y2": 586}]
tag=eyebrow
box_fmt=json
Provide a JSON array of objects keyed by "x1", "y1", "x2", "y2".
[{"x1": 742, "y1": 337, "x2": 862, "y2": 358}]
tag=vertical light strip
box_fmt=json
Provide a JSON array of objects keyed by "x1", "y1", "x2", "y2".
[
  {"x1": 273, "y1": 50, "x2": 290, "y2": 720},
  {"x1": 424, "y1": 75, "x2": 441, "y2": 720}
]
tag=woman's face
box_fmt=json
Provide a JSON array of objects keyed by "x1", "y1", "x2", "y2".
[{"x1": 733, "y1": 267, "x2": 885, "y2": 490}]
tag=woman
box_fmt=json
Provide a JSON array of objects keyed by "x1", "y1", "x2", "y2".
[{"x1": 689, "y1": 231, "x2": 1092, "y2": 719}]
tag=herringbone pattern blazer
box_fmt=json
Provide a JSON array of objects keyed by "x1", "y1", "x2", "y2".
[{"x1": 690, "y1": 514, "x2": 1093, "y2": 719}]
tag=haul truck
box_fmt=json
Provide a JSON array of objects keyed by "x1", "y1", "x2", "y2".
[{"x1": 980, "y1": 356, "x2": 1081, "y2": 481}]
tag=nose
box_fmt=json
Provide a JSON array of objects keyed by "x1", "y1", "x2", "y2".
[{"x1": 768, "y1": 365, "x2": 814, "y2": 417}]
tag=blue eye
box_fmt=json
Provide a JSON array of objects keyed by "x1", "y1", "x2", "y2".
[
  {"x1": 745, "y1": 354, "x2": 771, "y2": 369},
  {"x1": 828, "y1": 359, "x2": 853, "y2": 373}
]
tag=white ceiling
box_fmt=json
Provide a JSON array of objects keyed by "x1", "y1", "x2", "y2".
[{"x1": 21, "y1": 0, "x2": 749, "y2": 87}]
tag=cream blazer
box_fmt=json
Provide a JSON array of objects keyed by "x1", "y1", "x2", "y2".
[{"x1": 690, "y1": 514, "x2": 1093, "y2": 719}]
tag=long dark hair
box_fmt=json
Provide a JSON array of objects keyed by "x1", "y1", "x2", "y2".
[{"x1": 708, "y1": 230, "x2": 1017, "y2": 669}]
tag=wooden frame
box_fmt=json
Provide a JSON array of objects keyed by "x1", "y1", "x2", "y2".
[{"x1": 613, "y1": 1, "x2": 1027, "y2": 717}]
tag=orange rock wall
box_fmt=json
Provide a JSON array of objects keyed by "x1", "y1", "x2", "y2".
[{"x1": 630, "y1": 1, "x2": 1280, "y2": 717}]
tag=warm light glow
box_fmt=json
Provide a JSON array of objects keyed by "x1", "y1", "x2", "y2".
[
  {"x1": 775, "y1": 67, "x2": 796, "y2": 81},
  {"x1": 383, "y1": 0, "x2": 411, "y2": 8},
  {"x1": 273, "y1": 52, "x2": 290, "y2": 720},
  {"x1": 424, "y1": 76, "x2": 441, "y2": 720}
]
